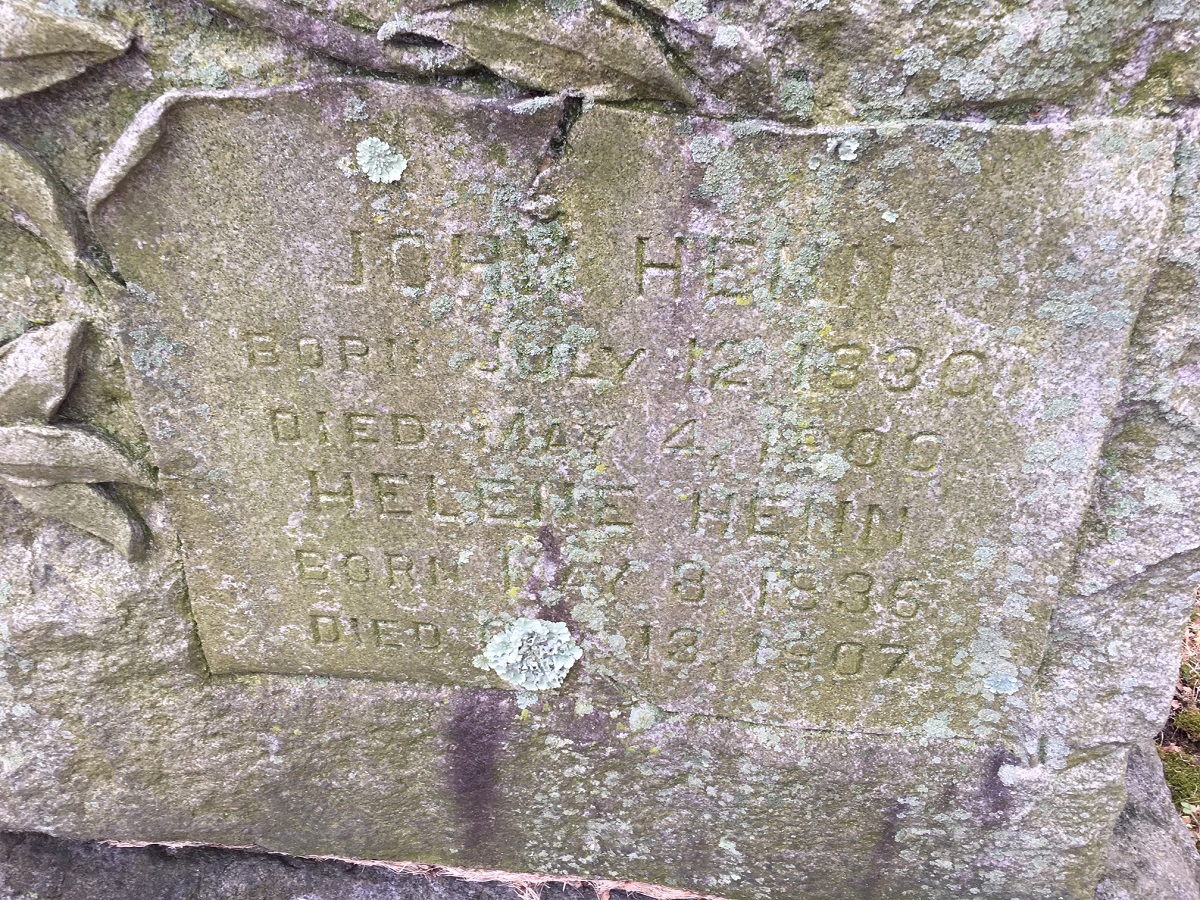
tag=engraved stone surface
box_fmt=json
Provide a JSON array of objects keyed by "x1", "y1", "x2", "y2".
[
  {"x1": 91, "y1": 81, "x2": 1175, "y2": 743},
  {"x1": 3, "y1": 2, "x2": 1200, "y2": 898}
]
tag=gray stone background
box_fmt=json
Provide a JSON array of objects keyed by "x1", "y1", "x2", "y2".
[{"x1": 5, "y1": 0, "x2": 1200, "y2": 898}]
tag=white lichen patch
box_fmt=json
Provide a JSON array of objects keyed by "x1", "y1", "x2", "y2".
[
  {"x1": 827, "y1": 136, "x2": 861, "y2": 161},
  {"x1": 480, "y1": 617, "x2": 582, "y2": 691},
  {"x1": 670, "y1": 0, "x2": 708, "y2": 21},
  {"x1": 355, "y1": 137, "x2": 408, "y2": 184},
  {"x1": 712, "y1": 25, "x2": 741, "y2": 49},
  {"x1": 628, "y1": 703, "x2": 661, "y2": 732},
  {"x1": 957, "y1": 627, "x2": 1021, "y2": 697},
  {"x1": 512, "y1": 95, "x2": 560, "y2": 115},
  {"x1": 376, "y1": 17, "x2": 413, "y2": 42},
  {"x1": 342, "y1": 97, "x2": 368, "y2": 122}
]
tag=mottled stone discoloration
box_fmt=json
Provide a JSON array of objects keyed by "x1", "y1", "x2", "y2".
[{"x1": 1, "y1": 0, "x2": 1199, "y2": 897}]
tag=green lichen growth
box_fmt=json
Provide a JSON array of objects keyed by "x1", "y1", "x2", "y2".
[
  {"x1": 512, "y1": 96, "x2": 560, "y2": 115},
  {"x1": 195, "y1": 61, "x2": 229, "y2": 89},
  {"x1": 464, "y1": 189, "x2": 591, "y2": 382},
  {"x1": 0, "y1": 315, "x2": 32, "y2": 344},
  {"x1": 480, "y1": 618, "x2": 582, "y2": 691},
  {"x1": 355, "y1": 137, "x2": 408, "y2": 184}
]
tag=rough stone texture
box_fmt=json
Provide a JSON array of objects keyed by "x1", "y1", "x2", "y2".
[
  {"x1": 1095, "y1": 743, "x2": 1200, "y2": 900},
  {"x1": 0, "y1": 831, "x2": 621, "y2": 900},
  {"x1": 1, "y1": 1, "x2": 1200, "y2": 899},
  {"x1": 0, "y1": 1, "x2": 130, "y2": 102},
  {"x1": 0, "y1": 322, "x2": 150, "y2": 558},
  {"x1": 189, "y1": 0, "x2": 1200, "y2": 121}
]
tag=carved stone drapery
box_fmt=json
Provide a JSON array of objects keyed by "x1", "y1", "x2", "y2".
[{"x1": 0, "y1": 321, "x2": 152, "y2": 559}]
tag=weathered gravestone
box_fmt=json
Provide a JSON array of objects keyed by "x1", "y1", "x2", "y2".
[
  {"x1": 89, "y1": 82, "x2": 1176, "y2": 738},
  {"x1": 2, "y1": 2, "x2": 1200, "y2": 899}
]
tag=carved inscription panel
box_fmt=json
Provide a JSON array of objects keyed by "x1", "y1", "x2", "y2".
[{"x1": 91, "y1": 82, "x2": 1175, "y2": 733}]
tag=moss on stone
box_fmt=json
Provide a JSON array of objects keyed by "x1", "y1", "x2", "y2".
[
  {"x1": 1175, "y1": 708, "x2": 1200, "y2": 742},
  {"x1": 1161, "y1": 748, "x2": 1200, "y2": 813}
]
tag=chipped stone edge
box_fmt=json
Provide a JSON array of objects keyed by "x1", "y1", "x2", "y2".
[
  {"x1": 1031, "y1": 115, "x2": 1197, "y2": 878},
  {"x1": 1067, "y1": 117, "x2": 1200, "y2": 603},
  {"x1": 98, "y1": 837, "x2": 728, "y2": 900}
]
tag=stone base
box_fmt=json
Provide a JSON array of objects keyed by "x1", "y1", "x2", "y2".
[
  {"x1": 4, "y1": 751, "x2": 1199, "y2": 900},
  {"x1": 1095, "y1": 742, "x2": 1200, "y2": 900},
  {"x1": 0, "y1": 831, "x2": 655, "y2": 900}
]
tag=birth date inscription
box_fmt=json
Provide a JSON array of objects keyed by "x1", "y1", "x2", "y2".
[{"x1": 91, "y1": 82, "x2": 1174, "y2": 733}]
